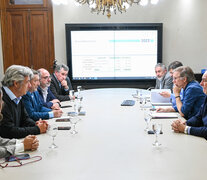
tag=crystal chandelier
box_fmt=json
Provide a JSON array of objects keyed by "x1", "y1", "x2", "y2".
[{"x1": 74, "y1": 0, "x2": 159, "y2": 18}]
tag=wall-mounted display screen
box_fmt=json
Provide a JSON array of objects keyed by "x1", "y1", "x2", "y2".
[{"x1": 65, "y1": 23, "x2": 162, "y2": 85}]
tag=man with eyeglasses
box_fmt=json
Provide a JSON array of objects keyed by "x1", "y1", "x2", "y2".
[
  {"x1": 159, "y1": 61, "x2": 183, "y2": 107},
  {"x1": 50, "y1": 64, "x2": 74, "y2": 102},
  {"x1": 22, "y1": 70, "x2": 63, "y2": 121},
  {"x1": 157, "y1": 66, "x2": 205, "y2": 120},
  {"x1": 37, "y1": 68, "x2": 60, "y2": 109},
  {"x1": 171, "y1": 71, "x2": 207, "y2": 140}
]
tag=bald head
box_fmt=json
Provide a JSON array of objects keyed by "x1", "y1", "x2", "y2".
[
  {"x1": 37, "y1": 68, "x2": 51, "y2": 88},
  {"x1": 38, "y1": 68, "x2": 48, "y2": 76},
  {"x1": 200, "y1": 71, "x2": 207, "y2": 94}
]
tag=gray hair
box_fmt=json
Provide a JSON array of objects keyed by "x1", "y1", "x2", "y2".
[
  {"x1": 54, "y1": 64, "x2": 69, "y2": 73},
  {"x1": 31, "y1": 69, "x2": 40, "y2": 79},
  {"x1": 1, "y1": 65, "x2": 33, "y2": 87},
  {"x1": 173, "y1": 66, "x2": 195, "y2": 83},
  {"x1": 155, "y1": 63, "x2": 166, "y2": 71}
]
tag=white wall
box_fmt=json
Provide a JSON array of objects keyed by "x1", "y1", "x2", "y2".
[
  {"x1": 52, "y1": 0, "x2": 207, "y2": 73},
  {"x1": 0, "y1": 0, "x2": 207, "y2": 74}
]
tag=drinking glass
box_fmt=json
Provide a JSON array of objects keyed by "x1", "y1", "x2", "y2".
[
  {"x1": 144, "y1": 111, "x2": 151, "y2": 131},
  {"x1": 74, "y1": 99, "x2": 82, "y2": 114},
  {"x1": 47, "y1": 124, "x2": 58, "y2": 149},
  {"x1": 69, "y1": 90, "x2": 75, "y2": 102},
  {"x1": 133, "y1": 90, "x2": 139, "y2": 100},
  {"x1": 76, "y1": 86, "x2": 83, "y2": 108},
  {"x1": 140, "y1": 95, "x2": 147, "y2": 110},
  {"x1": 77, "y1": 86, "x2": 82, "y2": 97},
  {"x1": 136, "y1": 90, "x2": 140, "y2": 98},
  {"x1": 139, "y1": 90, "x2": 143, "y2": 97},
  {"x1": 69, "y1": 114, "x2": 80, "y2": 135},
  {"x1": 152, "y1": 123, "x2": 162, "y2": 146}
]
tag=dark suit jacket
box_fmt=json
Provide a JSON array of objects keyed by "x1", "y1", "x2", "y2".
[
  {"x1": 0, "y1": 88, "x2": 40, "y2": 139},
  {"x1": 37, "y1": 86, "x2": 56, "y2": 108},
  {"x1": 50, "y1": 73, "x2": 73, "y2": 102},
  {"x1": 155, "y1": 72, "x2": 173, "y2": 91},
  {"x1": 187, "y1": 96, "x2": 207, "y2": 140}
]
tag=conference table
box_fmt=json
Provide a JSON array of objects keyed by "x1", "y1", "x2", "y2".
[{"x1": 1, "y1": 88, "x2": 207, "y2": 180}]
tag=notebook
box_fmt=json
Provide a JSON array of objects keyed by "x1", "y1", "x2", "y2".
[{"x1": 151, "y1": 89, "x2": 172, "y2": 106}]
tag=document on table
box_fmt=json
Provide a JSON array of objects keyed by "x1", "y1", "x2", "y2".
[
  {"x1": 151, "y1": 89, "x2": 172, "y2": 106},
  {"x1": 150, "y1": 112, "x2": 178, "y2": 119}
]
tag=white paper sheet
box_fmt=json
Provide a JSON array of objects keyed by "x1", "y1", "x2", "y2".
[
  {"x1": 150, "y1": 112, "x2": 178, "y2": 119},
  {"x1": 151, "y1": 89, "x2": 172, "y2": 105}
]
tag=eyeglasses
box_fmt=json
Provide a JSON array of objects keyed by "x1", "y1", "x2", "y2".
[
  {"x1": 42, "y1": 75, "x2": 51, "y2": 80},
  {"x1": 173, "y1": 76, "x2": 182, "y2": 81},
  {"x1": 201, "y1": 77, "x2": 207, "y2": 82}
]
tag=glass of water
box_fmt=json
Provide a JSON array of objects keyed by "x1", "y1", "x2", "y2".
[
  {"x1": 68, "y1": 107, "x2": 80, "y2": 135},
  {"x1": 152, "y1": 123, "x2": 162, "y2": 147},
  {"x1": 69, "y1": 90, "x2": 75, "y2": 102},
  {"x1": 76, "y1": 86, "x2": 83, "y2": 108},
  {"x1": 69, "y1": 114, "x2": 80, "y2": 135},
  {"x1": 144, "y1": 110, "x2": 151, "y2": 131},
  {"x1": 77, "y1": 86, "x2": 82, "y2": 97},
  {"x1": 140, "y1": 94, "x2": 147, "y2": 110},
  {"x1": 136, "y1": 90, "x2": 140, "y2": 98},
  {"x1": 48, "y1": 124, "x2": 58, "y2": 149},
  {"x1": 133, "y1": 90, "x2": 140, "y2": 100},
  {"x1": 74, "y1": 99, "x2": 82, "y2": 114}
]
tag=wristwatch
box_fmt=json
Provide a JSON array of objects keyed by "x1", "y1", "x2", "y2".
[{"x1": 184, "y1": 126, "x2": 188, "y2": 134}]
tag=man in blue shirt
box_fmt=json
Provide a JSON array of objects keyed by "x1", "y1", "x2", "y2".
[
  {"x1": 159, "y1": 61, "x2": 183, "y2": 107},
  {"x1": 22, "y1": 70, "x2": 63, "y2": 121},
  {"x1": 171, "y1": 70, "x2": 207, "y2": 140},
  {"x1": 157, "y1": 66, "x2": 205, "y2": 120}
]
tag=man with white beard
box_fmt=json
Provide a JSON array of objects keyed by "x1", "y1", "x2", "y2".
[
  {"x1": 154, "y1": 63, "x2": 173, "y2": 91},
  {"x1": 37, "y1": 68, "x2": 60, "y2": 110}
]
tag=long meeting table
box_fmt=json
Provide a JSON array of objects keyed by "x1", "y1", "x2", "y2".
[{"x1": 1, "y1": 88, "x2": 207, "y2": 180}]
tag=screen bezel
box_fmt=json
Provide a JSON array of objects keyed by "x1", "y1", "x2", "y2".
[{"x1": 65, "y1": 23, "x2": 163, "y2": 88}]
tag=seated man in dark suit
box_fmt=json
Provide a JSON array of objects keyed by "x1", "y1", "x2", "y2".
[
  {"x1": 22, "y1": 70, "x2": 63, "y2": 121},
  {"x1": 0, "y1": 65, "x2": 48, "y2": 139},
  {"x1": 37, "y1": 68, "x2": 60, "y2": 109},
  {"x1": 50, "y1": 64, "x2": 74, "y2": 102},
  {"x1": 0, "y1": 87, "x2": 39, "y2": 158},
  {"x1": 157, "y1": 66, "x2": 206, "y2": 120},
  {"x1": 171, "y1": 70, "x2": 207, "y2": 140},
  {"x1": 155, "y1": 63, "x2": 173, "y2": 91}
]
